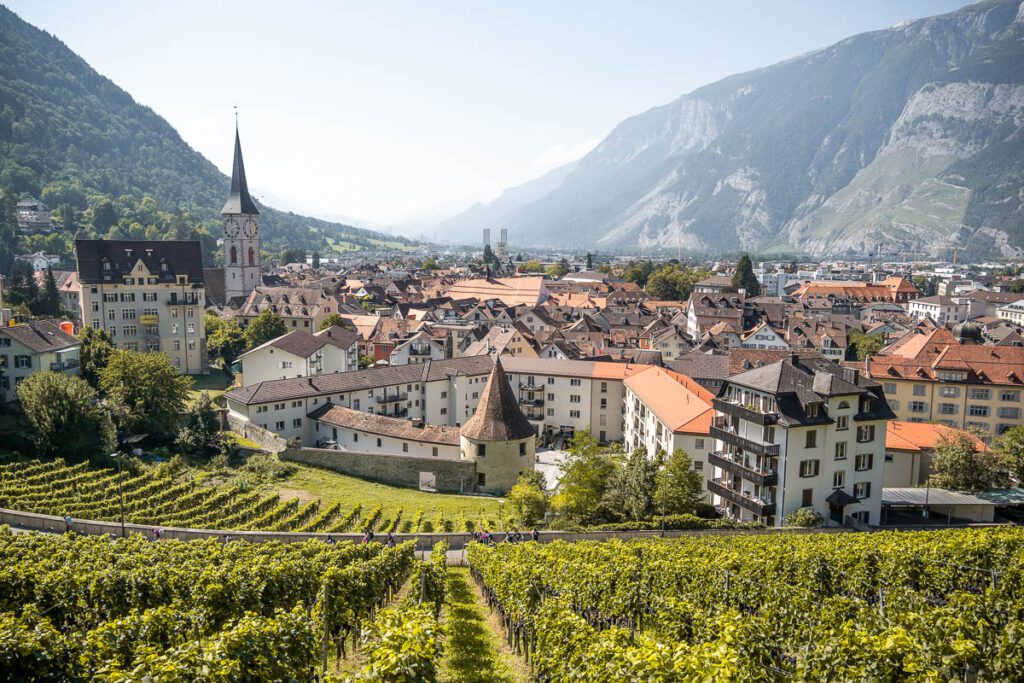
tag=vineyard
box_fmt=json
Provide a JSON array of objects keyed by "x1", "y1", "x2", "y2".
[
  {"x1": 468, "y1": 528, "x2": 1024, "y2": 682},
  {"x1": 0, "y1": 527, "x2": 435, "y2": 680},
  {"x1": 0, "y1": 459, "x2": 504, "y2": 533}
]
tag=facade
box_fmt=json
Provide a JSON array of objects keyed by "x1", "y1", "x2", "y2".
[
  {"x1": 15, "y1": 252, "x2": 60, "y2": 272},
  {"x1": 622, "y1": 366, "x2": 715, "y2": 499},
  {"x1": 710, "y1": 356, "x2": 894, "y2": 527},
  {"x1": 75, "y1": 239, "x2": 207, "y2": 374},
  {"x1": 740, "y1": 322, "x2": 789, "y2": 351},
  {"x1": 235, "y1": 286, "x2": 339, "y2": 332},
  {"x1": 221, "y1": 127, "x2": 262, "y2": 302},
  {"x1": 997, "y1": 300, "x2": 1024, "y2": 326},
  {"x1": 908, "y1": 295, "x2": 967, "y2": 325},
  {"x1": 389, "y1": 331, "x2": 445, "y2": 366},
  {"x1": 0, "y1": 321, "x2": 80, "y2": 402},
  {"x1": 238, "y1": 327, "x2": 358, "y2": 385}
]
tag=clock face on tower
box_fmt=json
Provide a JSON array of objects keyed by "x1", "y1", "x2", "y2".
[
  {"x1": 225, "y1": 218, "x2": 239, "y2": 237},
  {"x1": 243, "y1": 217, "x2": 258, "y2": 238}
]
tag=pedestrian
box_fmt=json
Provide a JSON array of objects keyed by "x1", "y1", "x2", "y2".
[
  {"x1": 386, "y1": 532, "x2": 395, "y2": 547},
  {"x1": 326, "y1": 535, "x2": 336, "y2": 544},
  {"x1": 531, "y1": 528, "x2": 539, "y2": 542},
  {"x1": 64, "y1": 515, "x2": 73, "y2": 534}
]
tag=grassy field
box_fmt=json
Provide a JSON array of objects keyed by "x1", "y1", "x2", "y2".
[
  {"x1": 278, "y1": 462, "x2": 505, "y2": 532},
  {"x1": 188, "y1": 371, "x2": 234, "y2": 405}
]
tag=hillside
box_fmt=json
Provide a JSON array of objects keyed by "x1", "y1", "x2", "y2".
[
  {"x1": 0, "y1": 4, "x2": 410, "y2": 265},
  {"x1": 439, "y1": 0, "x2": 1024, "y2": 258}
]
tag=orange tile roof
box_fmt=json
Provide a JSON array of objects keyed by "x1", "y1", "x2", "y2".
[
  {"x1": 445, "y1": 276, "x2": 547, "y2": 307},
  {"x1": 625, "y1": 366, "x2": 714, "y2": 434},
  {"x1": 886, "y1": 421, "x2": 988, "y2": 452}
]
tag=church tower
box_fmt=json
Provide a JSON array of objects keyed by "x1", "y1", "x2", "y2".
[{"x1": 222, "y1": 125, "x2": 261, "y2": 302}]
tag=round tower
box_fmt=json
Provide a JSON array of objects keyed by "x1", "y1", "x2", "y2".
[{"x1": 459, "y1": 357, "x2": 536, "y2": 494}]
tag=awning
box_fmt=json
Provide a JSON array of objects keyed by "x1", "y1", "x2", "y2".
[{"x1": 826, "y1": 489, "x2": 859, "y2": 507}]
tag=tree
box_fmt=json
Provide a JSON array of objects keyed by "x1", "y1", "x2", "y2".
[
  {"x1": 91, "y1": 199, "x2": 118, "y2": 233},
  {"x1": 546, "y1": 258, "x2": 570, "y2": 279},
  {"x1": 930, "y1": 431, "x2": 1009, "y2": 492},
  {"x1": 421, "y1": 257, "x2": 439, "y2": 270},
  {"x1": 206, "y1": 314, "x2": 245, "y2": 367},
  {"x1": 657, "y1": 448, "x2": 705, "y2": 515},
  {"x1": 318, "y1": 313, "x2": 357, "y2": 333},
  {"x1": 506, "y1": 473, "x2": 548, "y2": 527},
  {"x1": 622, "y1": 260, "x2": 655, "y2": 287},
  {"x1": 77, "y1": 326, "x2": 113, "y2": 388},
  {"x1": 17, "y1": 372, "x2": 114, "y2": 461},
  {"x1": 311, "y1": 251, "x2": 320, "y2": 269},
  {"x1": 993, "y1": 426, "x2": 1024, "y2": 485},
  {"x1": 520, "y1": 259, "x2": 544, "y2": 274},
  {"x1": 784, "y1": 507, "x2": 823, "y2": 527},
  {"x1": 551, "y1": 430, "x2": 620, "y2": 523},
  {"x1": 279, "y1": 248, "x2": 306, "y2": 265},
  {"x1": 586, "y1": 252, "x2": 593, "y2": 270},
  {"x1": 36, "y1": 267, "x2": 62, "y2": 316},
  {"x1": 358, "y1": 354, "x2": 375, "y2": 370},
  {"x1": 243, "y1": 310, "x2": 287, "y2": 349},
  {"x1": 731, "y1": 254, "x2": 761, "y2": 297},
  {"x1": 482, "y1": 244, "x2": 499, "y2": 269},
  {"x1": 99, "y1": 349, "x2": 194, "y2": 443},
  {"x1": 617, "y1": 447, "x2": 659, "y2": 521},
  {"x1": 177, "y1": 393, "x2": 222, "y2": 460},
  {"x1": 646, "y1": 264, "x2": 710, "y2": 301},
  {"x1": 847, "y1": 329, "x2": 885, "y2": 362}
]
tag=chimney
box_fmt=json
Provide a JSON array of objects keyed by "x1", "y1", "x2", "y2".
[
  {"x1": 789, "y1": 352, "x2": 799, "y2": 366},
  {"x1": 842, "y1": 367, "x2": 859, "y2": 385},
  {"x1": 864, "y1": 356, "x2": 872, "y2": 377}
]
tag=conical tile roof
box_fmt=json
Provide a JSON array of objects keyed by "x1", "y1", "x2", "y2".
[{"x1": 460, "y1": 357, "x2": 536, "y2": 441}]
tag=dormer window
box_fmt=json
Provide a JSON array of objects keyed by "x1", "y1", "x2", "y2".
[
  {"x1": 161, "y1": 262, "x2": 168, "y2": 272},
  {"x1": 807, "y1": 403, "x2": 820, "y2": 418},
  {"x1": 102, "y1": 261, "x2": 111, "y2": 271}
]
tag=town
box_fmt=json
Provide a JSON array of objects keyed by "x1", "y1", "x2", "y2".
[{"x1": 2, "y1": 0, "x2": 1024, "y2": 680}]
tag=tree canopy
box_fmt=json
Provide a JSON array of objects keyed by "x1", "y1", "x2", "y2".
[
  {"x1": 731, "y1": 255, "x2": 761, "y2": 297},
  {"x1": 243, "y1": 310, "x2": 287, "y2": 350},
  {"x1": 99, "y1": 350, "x2": 194, "y2": 443},
  {"x1": 17, "y1": 372, "x2": 114, "y2": 461}
]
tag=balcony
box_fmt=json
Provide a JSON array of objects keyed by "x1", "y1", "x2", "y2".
[
  {"x1": 377, "y1": 408, "x2": 408, "y2": 418},
  {"x1": 713, "y1": 397, "x2": 777, "y2": 425},
  {"x1": 519, "y1": 383, "x2": 544, "y2": 392},
  {"x1": 708, "y1": 452, "x2": 777, "y2": 486},
  {"x1": 376, "y1": 392, "x2": 409, "y2": 404},
  {"x1": 710, "y1": 423, "x2": 780, "y2": 458},
  {"x1": 707, "y1": 479, "x2": 775, "y2": 517},
  {"x1": 168, "y1": 294, "x2": 201, "y2": 306},
  {"x1": 519, "y1": 397, "x2": 544, "y2": 407},
  {"x1": 408, "y1": 346, "x2": 433, "y2": 356},
  {"x1": 49, "y1": 359, "x2": 80, "y2": 371}
]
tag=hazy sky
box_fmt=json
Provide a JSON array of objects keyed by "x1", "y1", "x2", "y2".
[{"x1": 9, "y1": 0, "x2": 966, "y2": 232}]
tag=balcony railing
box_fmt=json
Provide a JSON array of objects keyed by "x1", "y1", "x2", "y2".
[
  {"x1": 713, "y1": 397, "x2": 778, "y2": 425},
  {"x1": 708, "y1": 451, "x2": 777, "y2": 486},
  {"x1": 168, "y1": 294, "x2": 201, "y2": 306},
  {"x1": 519, "y1": 383, "x2": 544, "y2": 392},
  {"x1": 519, "y1": 397, "x2": 544, "y2": 407},
  {"x1": 375, "y1": 392, "x2": 409, "y2": 404},
  {"x1": 377, "y1": 408, "x2": 408, "y2": 418},
  {"x1": 707, "y1": 479, "x2": 775, "y2": 517},
  {"x1": 709, "y1": 425, "x2": 780, "y2": 458},
  {"x1": 50, "y1": 359, "x2": 80, "y2": 371},
  {"x1": 408, "y1": 346, "x2": 433, "y2": 356}
]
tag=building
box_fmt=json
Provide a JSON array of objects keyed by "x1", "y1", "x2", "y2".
[
  {"x1": 791, "y1": 277, "x2": 919, "y2": 304},
  {"x1": 710, "y1": 355, "x2": 894, "y2": 527},
  {"x1": 997, "y1": 299, "x2": 1024, "y2": 327},
  {"x1": 459, "y1": 358, "x2": 536, "y2": 493},
  {"x1": 237, "y1": 327, "x2": 359, "y2": 385},
  {"x1": 0, "y1": 321, "x2": 80, "y2": 402},
  {"x1": 15, "y1": 197, "x2": 54, "y2": 233},
  {"x1": 623, "y1": 366, "x2": 715, "y2": 498},
  {"x1": 740, "y1": 322, "x2": 789, "y2": 351},
  {"x1": 389, "y1": 330, "x2": 446, "y2": 366},
  {"x1": 15, "y1": 252, "x2": 60, "y2": 272},
  {"x1": 884, "y1": 421, "x2": 987, "y2": 488},
  {"x1": 221, "y1": 126, "x2": 262, "y2": 302},
  {"x1": 234, "y1": 286, "x2": 339, "y2": 332},
  {"x1": 444, "y1": 276, "x2": 548, "y2": 307},
  {"x1": 75, "y1": 239, "x2": 207, "y2": 374},
  {"x1": 908, "y1": 295, "x2": 967, "y2": 325},
  {"x1": 686, "y1": 292, "x2": 745, "y2": 337},
  {"x1": 868, "y1": 326, "x2": 1024, "y2": 436}
]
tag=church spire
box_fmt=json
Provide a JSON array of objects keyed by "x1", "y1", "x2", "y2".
[{"x1": 221, "y1": 122, "x2": 259, "y2": 215}]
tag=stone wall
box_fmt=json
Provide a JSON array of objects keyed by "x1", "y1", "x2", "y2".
[
  {"x1": 282, "y1": 446, "x2": 478, "y2": 493},
  {"x1": 225, "y1": 413, "x2": 288, "y2": 453}
]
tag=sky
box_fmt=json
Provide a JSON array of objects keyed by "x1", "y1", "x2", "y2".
[{"x1": 8, "y1": 0, "x2": 967, "y2": 233}]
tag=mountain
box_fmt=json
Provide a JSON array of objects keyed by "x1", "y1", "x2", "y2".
[
  {"x1": 442, "y1": 0, "x2": 1024, "y2": 258},
  {"x1": 433, "y1": 161, "x2": 577, "y2": 245},
  {"x1": 0, "y1": 4, "x2": 410, "y2": 260}
]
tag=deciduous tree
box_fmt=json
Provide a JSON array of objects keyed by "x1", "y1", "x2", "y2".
[
  {"x1": 243, "y1": 310, "x2": 287, "y2": 349},
  {"x1": 17, "y1": 372, "x2": 114, "y2": 461},
  {"x1": 77, "y1": 326, "x2": 113, "y2": 388},
  {"x1": 930, "y1": 431, "x2": 1008, "y2": 492},
  {"x1": 99, "y1": 349, "x2": 193, "y2": 443}
]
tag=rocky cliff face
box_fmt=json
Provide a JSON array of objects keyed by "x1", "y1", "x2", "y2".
[{"x1": 441, "y1": 0, "x2": 1024, "y2": 257}]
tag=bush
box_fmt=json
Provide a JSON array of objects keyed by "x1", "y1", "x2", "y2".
[
  {"x1": 587, "y1": 514, "x2": 761, "y2": 532},
  {"x1": 784, "y1": 507, "x2": 823, "y2": 528}
]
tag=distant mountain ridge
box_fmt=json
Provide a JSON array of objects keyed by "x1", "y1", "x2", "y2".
[
  {"x1": 439, "y1": 0, "x2": 1024, "y2": 257},
  {"x1": 0, "y1": 4, "x2": 408, "y2": 254}
]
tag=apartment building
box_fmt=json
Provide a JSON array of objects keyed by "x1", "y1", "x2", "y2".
[
  {"x1": 237, "y1": 327, "x2": 358, "y2": 385},
  {"x1": 75, "y1": 239, "x2": 207, "y2": 374},
  {"x1": 0, "y1": 321, "x2": 80, "y2": 402},
  {"x1": 622, "y1": 366, "x2": 715, "y2": 498},
  {"x1": 908, "y1": 295, "x2": 967, "y2": 325},
  {"x1": 868, "y1": 327, "x2": 1024, "y2": 437},
  {"x1": 710, "y1": 355, "x2": 893, "y2": 527}
]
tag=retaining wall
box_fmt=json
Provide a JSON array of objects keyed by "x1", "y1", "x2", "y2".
[
  {"x1": 225, "y1": 414, "x2": 288, "y2": 453},
  {"x1": 282, "y1": 446, "x2": 477, "y2": 493}
]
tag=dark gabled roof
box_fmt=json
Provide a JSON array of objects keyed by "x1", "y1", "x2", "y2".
[
  {"x1": 309, "y1": 404, "x2": 460, "y2": 446},
  {"x1": 315, "y1": 325, "x2": 360, "y2": 349},
  {"x1": 0, "y1": 320, "x2": 78, "y2": 353},
  {"x1": 221, "y1": 126, "x2": 259, "y2": 215},
  {"x1": 75, "y1": 240, "x2": 205, "y2": 284},
  {"x1": 460, "y1": 358, "x2": 536, "y2": 441}
]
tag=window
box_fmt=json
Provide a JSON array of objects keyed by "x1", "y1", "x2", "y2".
[
  {"x1": 519, "y1": 442, "x2": 526, "y2": 456},
  {"x1": 547, "y1": 377, "x2": 554, "y2": 385},
  {"x1": 940, "y1": 386, "x2": 960, "y2": 398},
  {"x1": 432, "y1": 446, "x2": 438, "y2": 457},
  {"x1": 805, "y1": 430, "x2": 817, "y2": 448},
  {"x1": 353, "y1": 433, "x2": 358, "y2": 443},
  {"x1": 801, "y1": 489, "x2": 813, "y2": 507},
  {"x1": 107, "y1": 309, "x2": 116, "y2": 321},
  {"x1": 292, "y1": 418, "x2": 301, "y2": 428},
  {"x1": 376, "y1": 438, "x2": 382, "y2": 448},
  {"x1": 477, "y1": 444, "x2": 486, "y2": 457},
  {"x1": 229, "y1": 246, "x2": 238, "y2": 264},
  {"x1": 600, "y1": 382, "x2": 607, "y2": 393},
  {"x1": 910, "y1": 401, "x2": 927, "y2": 413},
  {"x1": 570, "y1": 410, "x2": 581, "y2": 418},
  {"x1": 968, "y1": 405, "x2": 990, "y2": 417},
  {"x1": 547, "y1": 393, "x2": 554, "y2": 401},
  {"x1": 883, "y1": 383, "x2": 897, "y2": 394},
  {"x1": 856, "y1": 425, "x2": 875, "y2": 443},
  {"x1": 14, "y1": 355, "x2": 32, "y2": 369},
  {"x1": 600, "y1": 398, "x2": 607, "y2": 409},
  {"x1": 570, "y1": 378, "x2": 581, "y2": 386},
  {"x1": 472, "y1": 392, "x2": 478, "y2": 400},
  {"x1": 275, "y1": 421, "x2": 285, "y2": 430},
  {"x1": 123, "y1": 325, "x2": 137, "y2": 337},
  {"x1": 834, "y1": 442, "x2": 847, "y2": 460},
  {"x1": 440, "y1": 391, "x2": 447, "y2": 399},
  {"x1": 855, "y1": 453, "x2": 873, "y2": 471},
  {"x1": 939, "y1": 403, "x2": 958, "y2": 415},
  {"x1": 912, "y1": 385, "x2": 926, "y2": 397},
  {"x1": 569, "y1": 395, "x2": 581, "y2": 403},
  {"x1": 119, "y1": 292, "x2": 135, "y2": 303},
  {"x1": 402, "y1": 442, "x2": 408, "y2": 453},
  {"x1": 1000, "y1": 390, "x2": 1020, "y2": 402},
  {"x1": 836, "y1": 415, "x2": 848, "y2": 431},
  {"x1": 969, "y1": 388, "x2": 991, "y2": 400},
  {"x1": 143, "y1": 292, "x2": 157, "y2": 302},
  {"x1": 889, "y1": 400, "x2": 899, "y2": 410},
  {"x1": 832, "y1": 471, "x2": 845, "y2": 488},
  {"x1": 799, "y1": 459, "x2": 819, "y2": 477},
  {"x1": 853, "y1": 481, "x2": 871, "y2": 499},
  {"x1": 546, "y1": 408, "x2": 554, "y2": 416},
  {"x1": 173, "y1": 340, "x2": 181, "y2": 351},
  {"x1": 998, "y1": 407, "x2": 1021, "y2": 419},
  {"x1": 477, "y1": 472, "x2": 486, "y2": 487},
  {"x1": 695, "y1": 438, "x2": 705, "y2": 449}
]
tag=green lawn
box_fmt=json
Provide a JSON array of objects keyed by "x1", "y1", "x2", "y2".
[
  {"x1": 188, "y1": 371, "x2": 233, "y2": 405},
  {"x1": 278, "y1": 463, "x2": 505, "y2": 532}
]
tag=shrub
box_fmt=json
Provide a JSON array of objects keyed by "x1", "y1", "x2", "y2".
[{"x1": 784, "y1": 507, "x2": 824, "y2": 528}]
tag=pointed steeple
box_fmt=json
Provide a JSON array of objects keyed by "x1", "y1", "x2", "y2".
[
  {"x1": 221, "y1": 124, "x2": 259, "y2": 215},
  {"x1": 460, "y1": 357, "x2": 536, "y2": 442}
]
